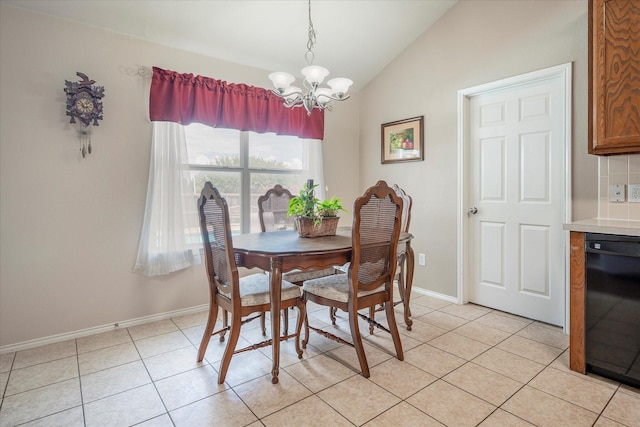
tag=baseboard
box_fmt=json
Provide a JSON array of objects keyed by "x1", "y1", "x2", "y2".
[
  {"x1": 408, "y1": 286, "x2": 459, "y2": 304},
  {"x1": 0, "y1": 304, "x2": 209, "y2": 354},
  {"x1": 2, "y1": 286, "x2": 458, "y2": 354}
]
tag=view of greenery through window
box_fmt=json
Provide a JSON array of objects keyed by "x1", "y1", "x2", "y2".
[{"x1": 184, "y1": 123, "x2": 307, "y2": 234}]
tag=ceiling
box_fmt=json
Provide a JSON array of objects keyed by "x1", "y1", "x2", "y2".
[{"x1": 3, "y1": 0, "x2": 457, "y2": 91}]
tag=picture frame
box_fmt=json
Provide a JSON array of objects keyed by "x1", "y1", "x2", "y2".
[{"x1": 381, "y1": 116, "x2": 424, "y2": 164}]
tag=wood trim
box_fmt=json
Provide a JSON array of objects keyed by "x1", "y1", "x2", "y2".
[
  {"x1": 587, "y1": 0, "x2": 594, "y2": 154},
  {"x1": 569, "y1": 231, "x2": 586, "y2": 374}
]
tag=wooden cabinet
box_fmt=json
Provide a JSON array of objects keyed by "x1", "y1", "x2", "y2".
[{"x1": 588, "y1": 0, "x2": 640, "y2": 155}]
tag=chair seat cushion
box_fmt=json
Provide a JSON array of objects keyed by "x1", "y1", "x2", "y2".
[
  {"x1": 302, "y1": 274, "x2": 385, "y2": 303},
  {"x1": 239, "y1": 274, "x2": 301, "y2": 307},
  {"x1": 283, "y1": 267, "x2": 336, "y2": 283}
]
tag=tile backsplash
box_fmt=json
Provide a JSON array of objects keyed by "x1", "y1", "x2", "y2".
[{"x1": 598, "y1": 154, "x2": 640, "y2": 220}]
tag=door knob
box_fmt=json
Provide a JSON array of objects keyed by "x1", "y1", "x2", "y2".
[{"x1": 468, "y1": 206, "x2": 478, "y2": 215}]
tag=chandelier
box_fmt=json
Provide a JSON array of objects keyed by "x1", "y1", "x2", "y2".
[{"x1": 268, "y1": 0, "x2": 353, "y2": 116}]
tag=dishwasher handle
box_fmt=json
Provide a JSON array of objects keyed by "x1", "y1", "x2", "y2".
[{"x1": 585, "y1": 240, "x2": 640, "y2": 258}]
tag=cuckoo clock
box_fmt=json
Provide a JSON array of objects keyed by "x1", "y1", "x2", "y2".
[{"x1": 64, "y1": 72, "x2": 105, "y2": 157}]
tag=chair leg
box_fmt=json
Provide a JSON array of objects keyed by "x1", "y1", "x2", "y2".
[
  {"x1": 260, "y1": 313, "x2": 266, "y2": 336},
  {"x1": 197, "y1": 301, "x2": 219, "y2": 362},
  {"x1": 397, "y1": 258, "x2": 413, "y2": 330},
  {"x1": 397, "y1": 263, "x2": 406, "y2": 304},
  {"x1": 283, "y1": 308, "x2": 289, "y2": 337},
  {"x1": 329, "y1": 307, "x2": 337, "y2": 325},
  {"x1": 302, "y1": 311, "x2": 310, "y2": 349},
  {"x1": 403, "y1": 251, "x2": 415, "y2": 330},
  {"x1": 217, "y1": 311, "x2": 242, "y2": 385},
  {"x1": 368, "y1": 306, "x2": 375, "y2": 335},
  {"x1": 262, "y1": 310, "x2": 288, "y2": 337},
  {"x1": 385, "y1": 296, "x2": 404, "y2": 361},
  {"x1": 295, "y1": 300, "x2": 306, "y2": 359},
  {"x1": 348, "y1": 303, "x2": 370, "y2": 378},
  {"x1": 220, "y1": 309, "x2": 228, "y2": 342}
]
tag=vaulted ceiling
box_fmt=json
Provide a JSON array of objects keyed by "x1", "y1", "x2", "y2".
[{"x1": 3, "y1": 0, "x2": 457, "y2": 91}]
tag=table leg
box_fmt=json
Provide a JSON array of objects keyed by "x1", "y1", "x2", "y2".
[
  {"x1": 269, "y1": 258, "x2": 282, "y2": 384},
  {"x1": 404, "y1": 243, "x2": 415, "y2": 330}
]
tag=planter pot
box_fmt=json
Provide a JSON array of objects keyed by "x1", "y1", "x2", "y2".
[{"x1": 294, "y1": 216, "x2": 339, "y2": 238}]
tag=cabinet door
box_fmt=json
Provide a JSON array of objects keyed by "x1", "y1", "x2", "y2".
[{"x1": 588, "y1": 0, "x2": 640, "y2": 155}]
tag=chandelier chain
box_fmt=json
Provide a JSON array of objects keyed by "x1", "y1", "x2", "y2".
[{"x1": 305, "y1": 0, "x2": 316, "y2": 66}]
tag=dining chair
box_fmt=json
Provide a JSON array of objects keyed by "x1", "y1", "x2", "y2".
[
  {"x1": 392, "y1": 184, "x2": 413, "y2": 318},
  {"x1": 333, "y1": 184, "x2": 413, "y2": 332},
  {"x1": 301, "y1": 180, "x2": 404, "y2": 378},
  {"x1": 257, "y1": 184, "x2": 337, "y2": 335},
  {"x1": 257, "y1": 184, "x2": 296, "y2": 232},
  {"x1": 196, "y1": 182, "x2": 305, "y2": 384},
  {"x1": 368, "y1": 184, "x2": 413, "y2": 332}
]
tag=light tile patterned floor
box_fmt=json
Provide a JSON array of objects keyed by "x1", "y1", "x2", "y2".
[{"x1": 1, "y1": 295, "x2": 639, "y2": 427}]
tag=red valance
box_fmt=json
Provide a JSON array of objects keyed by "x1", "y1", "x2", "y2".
[{"x1": 149, "y1": 67, "x2": 324, "y2": 139}]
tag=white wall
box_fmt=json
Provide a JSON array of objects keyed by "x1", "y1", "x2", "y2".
[
  {"x1": 1, "y1": 1, "x2": 600, "y2": 348},
  {"x1": 0, "y1": 5, "x2": 360, "y2": 348},
  {"x1": 359, "y1": 0, "x2": 595, "y2": 297}
]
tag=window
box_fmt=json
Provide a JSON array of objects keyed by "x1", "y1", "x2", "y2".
[
  {"x1": 134, "y1": 121, "x2": 325, "y2": 277},
  {"x1": 184, "y1": 123, "x2": 323, "y2": 234}
]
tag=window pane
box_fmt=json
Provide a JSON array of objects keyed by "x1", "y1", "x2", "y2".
[
  {"x1": 185, "y1": 124, "x2": 240, "y2": 166},
  {"x1": 248, "y1": 132, "x2": 304, "y2": 170},
  {"x1": 191, "y1": 171, "x2": 242, "y2": 234},
  {"x1": 249, "y1": 173, "x2": 303, "y2": 233},
  {"x1": 184, "y1": 126, "x2": 320, "y2": 236}
]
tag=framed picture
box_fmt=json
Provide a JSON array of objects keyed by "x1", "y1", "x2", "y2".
[{"x1": 381, "y1": 116, "x2": 424, "y2": 164}]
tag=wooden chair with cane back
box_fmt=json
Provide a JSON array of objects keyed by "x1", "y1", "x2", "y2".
[
  {"x1": 258, "y1": 184, "x2": 338, "y2": 335},
  {"x1": 301, "y1": 180, "x2": 404, "y2": 378},
  {"x1": 196, "y1": 182, "x2": 305, "y2": 384}
]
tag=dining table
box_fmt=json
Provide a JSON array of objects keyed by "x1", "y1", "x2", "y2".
[{"x1": 231, "y1": 226, "x2": 414, "y2": 384}]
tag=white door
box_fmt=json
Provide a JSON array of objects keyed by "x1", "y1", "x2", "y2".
[{"x1": 460, "y1": 65, "x2": 571, "y2": 326}]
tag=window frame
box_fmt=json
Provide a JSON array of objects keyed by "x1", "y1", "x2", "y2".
[{"x1": 185, "y1": 128, "x2": 306, "y2": 234}]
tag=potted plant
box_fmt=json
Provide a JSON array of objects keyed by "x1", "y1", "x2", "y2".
[{"x1": 287, "y1": 181, "x2": 346, "y2": 237}]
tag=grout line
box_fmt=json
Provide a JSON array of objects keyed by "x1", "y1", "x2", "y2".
[
  {"x1": 2, "y1": 303, "x2": 638, "y2": 426},
  {"x1": 74, "y1": 339, "x2": 88, "y2": 427}
]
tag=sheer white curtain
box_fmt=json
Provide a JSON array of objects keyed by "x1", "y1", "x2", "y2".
[
  {"x1": 303, "y1": 138, "x2": 326, "y2": 201},
  {"x1": 133, "y1": 122, "x2": 199, "y2": 277},
  {"x1": 134, "y1": 123, "x2": 326, "y2": 277}
]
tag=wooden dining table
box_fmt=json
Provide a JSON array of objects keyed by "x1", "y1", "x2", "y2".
[{"x1": 231, "y1": 226, "x2": 414, "y2": 384}]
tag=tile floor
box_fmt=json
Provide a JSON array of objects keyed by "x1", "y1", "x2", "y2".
[{"x1": 1, "y1": 294, "x2": 639, "y2": 427}]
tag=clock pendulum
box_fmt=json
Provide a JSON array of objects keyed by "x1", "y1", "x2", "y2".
[{"x1": 79, "y1": 124, "x2": 91, "y2": 158}]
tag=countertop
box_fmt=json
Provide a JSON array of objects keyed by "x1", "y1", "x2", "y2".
[{"x1": 563, "y1": 218, "x2": 640, "y2": 237}]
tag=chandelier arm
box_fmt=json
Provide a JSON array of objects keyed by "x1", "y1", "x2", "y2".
[
  {"x1": 321, "y1": 94, "x2": 351, "y2": 102},
  {"x1": 271, "y1": 89, "x2": 349, "y2": 103},
  {"x1": 270, "y1": 90, "x2": 304, "y2": 105},
  {"x1": 302, "y1": 79, "x2": 316, "y2": 92},
  {"x1": 270, "y1": 89, "x2": 301, "y2": 98},
  {"x1": 285, "y1": 100, "x2": 304, "y2": 109}
]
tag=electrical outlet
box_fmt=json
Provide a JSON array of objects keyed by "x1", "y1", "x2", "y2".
[
  {"x1": 610, "y1": 184, "x2": 626, "y2": 202},
  {"x1": 629, "y1": 184, "x2": 640, "y2": 203},
  {"x1": 418, "y1": 253, "x2": 426, "y2": 266}
]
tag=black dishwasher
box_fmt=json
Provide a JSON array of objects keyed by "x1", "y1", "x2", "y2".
[{"x1": 585, "y1": 233, "x2": 640, "y2": 388}]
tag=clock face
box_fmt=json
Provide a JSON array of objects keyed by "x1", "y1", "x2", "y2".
[{"x1": 76, "y1": 98, "x2": 94, "y2": 114}]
